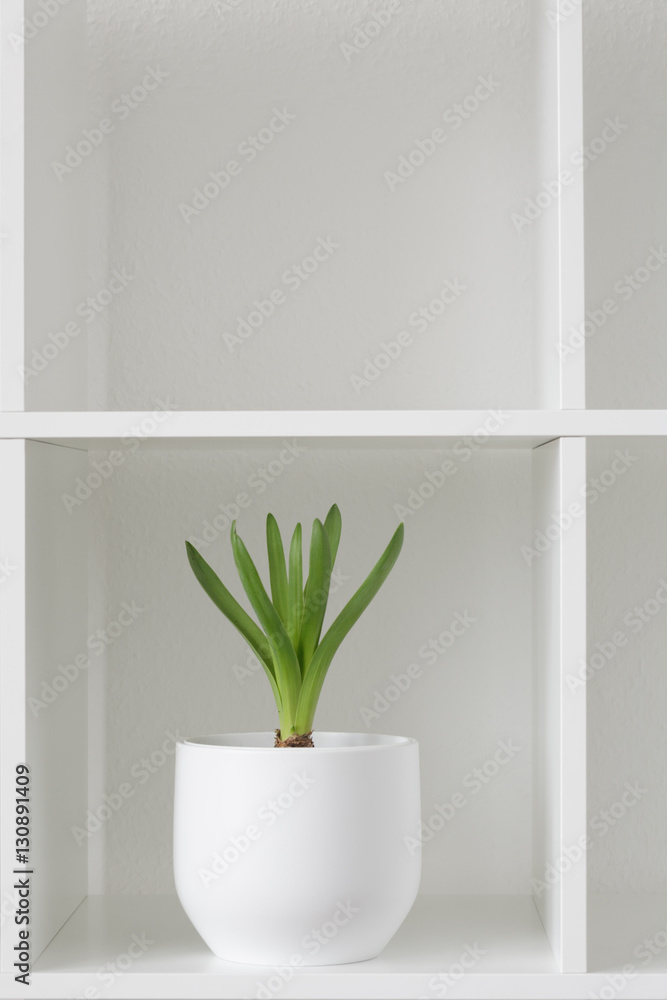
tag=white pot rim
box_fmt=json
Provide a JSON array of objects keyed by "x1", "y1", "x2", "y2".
[{"x1": 179, "y1": 731, "x2": 417, "y2": 752}]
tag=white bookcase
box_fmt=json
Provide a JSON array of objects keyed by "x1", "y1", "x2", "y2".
[{"x1": 1, "y1": 1, "x2": 666, "y2": 997}]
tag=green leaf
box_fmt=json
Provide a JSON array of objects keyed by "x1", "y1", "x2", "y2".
[
  {"x1": 184, "y1": 541, "x2": 282, "y2": 711},
  {"x1": 298, "y1": 519, "x2": 331, "y2": 673},
  {"x1": 230, "y1": 523, "x2": 301, "y2": 729},
  {"x1": 287, "y1": 523, "x2": 304, "y2": 651},
  {"x1": 266, "y1": 514, "x2": 289, "y2": 625},
  {"x1": 295, "y1": 522, "x2": 404, "y2": 733},
  {"x1": 323, "y1": 504, "x2": 342, "y2": 571}
]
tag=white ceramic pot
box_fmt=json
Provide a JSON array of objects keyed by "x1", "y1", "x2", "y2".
[{"x1": 173, "y1": 732, "x2": 421, "y2": 966}]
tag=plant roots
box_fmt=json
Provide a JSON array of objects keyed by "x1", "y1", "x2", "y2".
[{"x1": 274, "y1": 729, "x2": 314, "y2": 748}]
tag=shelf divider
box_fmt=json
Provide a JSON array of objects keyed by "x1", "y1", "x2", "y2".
[
  {"x1": 535, "y1": 0, "x2": 585, "y2": 410},
  {"x1": 532, "y1": 437, "x2": 587, "y2": 972}
]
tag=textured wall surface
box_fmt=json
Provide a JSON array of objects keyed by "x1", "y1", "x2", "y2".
[
  {"x1": 584, "y1": 1, "x2": 667, "y2": 883},
  {"x1": 587, "y1": 438, "x2": 667, "y2": 892},
  {"x1": 89, "y1": 446, "x2": 532, "y2": 894},
  {"x1": 584, "y1": 0, "x2": 667, "y2": 408},
  {"x1": 86, "y1": 0, "x2": 538, "y2": 411}
]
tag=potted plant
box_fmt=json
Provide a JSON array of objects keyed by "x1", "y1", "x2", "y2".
[{"x1": 173, "y1": 506, "x2": 421, "y2": 966}]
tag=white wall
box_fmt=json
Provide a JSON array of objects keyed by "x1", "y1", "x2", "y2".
[
  {"x1": 583, "y1": 0, "x2": 667, "y2": 408},
  {"x1": 87, "y1": 445, "x2": 532, "y2": 894},
  {"x1": 86, "y1": 0, "x2": 540, "y2": 411},
  {"x1": 587, "y1": 438, "x2": 667, "y2": 892},
  {"x1": 583, "y1": 0, "x2": 667, "y2": 883},
  {"x1": 24, "y1": 0, "x2": 88, "y2": 410}
]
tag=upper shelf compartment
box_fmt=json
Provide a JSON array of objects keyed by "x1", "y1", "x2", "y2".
[
  {"x1": 583, "y1": 2, "x2": 667, "y2": 410},
  {"x1": 6, "y1": 0, "x2": 580, "y2": 412}
]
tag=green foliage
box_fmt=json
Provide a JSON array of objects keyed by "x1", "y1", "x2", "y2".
[{"x1": 185, "y1": 505, "x2": 404, "y2": 740}]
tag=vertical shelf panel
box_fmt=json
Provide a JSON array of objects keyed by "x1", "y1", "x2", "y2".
[
  {"x1": 535, "y1": 1, "x2": 585, "y2": 410},
  {"x1": 0, "y1": 441, "x2": 88, "y2": 969},
  {"x1": 532, "y1": 437, "x2": 587, "y2": 972}
]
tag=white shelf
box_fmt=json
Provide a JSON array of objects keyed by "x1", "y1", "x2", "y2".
[
  {"x1": 33, "y1": 895, "x2": 555, "y2": 979},
  {"x1": 1, "y1": 410, "x2": 667, "y2": 449},
  {"x1": 6, "y1": 894, "x2": 660, "y2": 999},
  {"x1": 1, "y1": 0, "x2": 666, "y2": 996}
]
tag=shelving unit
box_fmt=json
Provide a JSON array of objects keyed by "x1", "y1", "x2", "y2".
[{"x1": 1, "y1": 1, "x2": 666, "y2": 998}]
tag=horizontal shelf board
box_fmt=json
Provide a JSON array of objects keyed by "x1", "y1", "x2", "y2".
[
  {"x1": 34, "y1": 895, "x2": 556, "y2": 977},
  {"x1": 18, "y1": 894, "x2": 667, "y2": 998},
  {"x1": 1, "y1": 411, "x2": 667, "y2": 450}
]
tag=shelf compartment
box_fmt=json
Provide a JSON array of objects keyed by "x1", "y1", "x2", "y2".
[
  {"x1": 1, "y1": 0, "x2": 584, "y2": 413},
  {"x1": 583, "y1": 4, "x2": 667, "y2": 409},
  {"x1": 586, "y1": 438, "x2": 667, "y2": 973},
  {"x1": 0, "y1": 433, "x2": 590, "y2": 997}
]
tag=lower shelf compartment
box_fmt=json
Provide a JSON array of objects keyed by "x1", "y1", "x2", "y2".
[{"x1": 8, "y1": 893, "x2": 664, "y2": 998}]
